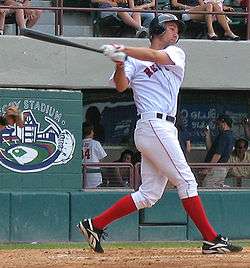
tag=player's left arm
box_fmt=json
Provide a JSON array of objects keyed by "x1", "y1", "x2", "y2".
[{"x1": 122, "y1": 47, "x2": 174, "y2": 65}]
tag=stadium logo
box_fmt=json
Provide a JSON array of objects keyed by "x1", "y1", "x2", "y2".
[{"x1": 0, "y1": 110, "x2": 75, "y2": 173}]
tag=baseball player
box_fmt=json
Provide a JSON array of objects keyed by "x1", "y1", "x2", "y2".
[
  {"x1": 78, "y1": 14, "x2": 242, "y2": 254},
  {"x1": 83, "y1": 122, "x2": 107, "y2": 188}
]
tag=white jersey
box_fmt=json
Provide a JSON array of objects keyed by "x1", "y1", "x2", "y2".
[
  {"x1": 123, "y1": 45, "x2": 185, "y2": 116},
  {"x1": 83, "y1": 138, "x2": 107, "y2": 188}
]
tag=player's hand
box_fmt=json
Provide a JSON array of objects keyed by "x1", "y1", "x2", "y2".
[
  {"x1": 100, "y1": 44, "x2": 125, "y2": 56},
  {"x1": 109, "y1": 51, "x2": 127, "y2": 63}
]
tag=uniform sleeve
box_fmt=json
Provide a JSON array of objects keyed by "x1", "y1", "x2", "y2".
[
  {"x1": 94, "y1": 141, "x2": 107, "y2": 160},
  {"x1": 165, "y1": 45, "x2": 185, "y2": 70},
  {"x1": 163, "y1": 46, "x2": 185, "y2": 80}
]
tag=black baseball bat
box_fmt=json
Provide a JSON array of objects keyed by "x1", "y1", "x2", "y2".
[{"x1": 20, "y1": 28, "x2": 103, "y2": 54}]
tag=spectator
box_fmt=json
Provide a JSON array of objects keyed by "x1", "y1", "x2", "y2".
[
  {"x1": 22, "y1": 0, "x2": 42, "y2": 28},
  {"x1": 85, "y1": 106, "x2": 105, "y2": 144},
  {"x1": 171, "y1": 0, "x2": 239, "y2": 40},
  {"x1": 226, "y1": 138, "x2": 250, "y2": 187},
  {"x1": 91, "y1": 0, "x2": 148, "y2": 37},
  {"x1": 83, "y1": 122, "x2": 107, "y2": 189},
  {"x1": 102, "y1": 149, "x2": 134, "y2": 187},
  {"x1": 134, "y1": 0, "x2": 155, "y2": 28},
  {"x1": 114, "y1": 149, "x2": 134, "y2": 186},
  {"x1": 0, "y1": 1, "x2": 5, "y2": 35},
  {"x1": 0, "y1": 0, "x2": 26, "y2": 33},
  {"x1": 202, "y1": 114, "x2": 234, "y2": 188},
  {"x1": 241, "y1": 117, "x2": 250, "y2": 140},
  {"x1": 176, "y1": 114, "x2": 191, "y2": 159}
]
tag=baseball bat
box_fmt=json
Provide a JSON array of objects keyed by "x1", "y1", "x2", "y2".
[{"x1": 20, "y1": 28, "x2": 103, "y2": 54}]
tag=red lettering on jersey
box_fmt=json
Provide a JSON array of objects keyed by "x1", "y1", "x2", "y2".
[
  {"x1": 84, "y1": 148, "x2": 90, "y2": 160},
  {"x1": 150, "y1": 64, "x2": 158, "y2": 73},
  {"x1": 144, "y1": 67, "x2": 153, "y2": 78}
]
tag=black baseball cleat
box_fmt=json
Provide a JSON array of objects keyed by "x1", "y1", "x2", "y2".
[
  {"x1": 77, "y1": 218, "x2": 105, "y2": 253},
  {"x1": 202, "y1": 234, "x2": 243, "y2": 254}
]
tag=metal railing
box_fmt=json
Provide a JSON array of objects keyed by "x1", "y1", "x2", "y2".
[
  {"x1": 0, "y1": 1, "x2": 249, "y2": 39},
  {"x1": 83, "y1": 162, "x2": 250, "y2": 190},
  {"x1": 134, "y1": 162, "x2": 250, "y2": 190},
  {"x1": 83, "y1": 162, "x2": 135, "y2": 189}
]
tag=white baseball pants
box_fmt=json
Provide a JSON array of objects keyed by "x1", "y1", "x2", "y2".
[{"x1": 131, "y1": 117, "x2": 198, "y2": 210}]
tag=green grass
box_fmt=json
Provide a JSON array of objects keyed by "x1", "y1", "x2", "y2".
[{"x1": 0, "y1": 241, "x2": 249, "y2": 250}]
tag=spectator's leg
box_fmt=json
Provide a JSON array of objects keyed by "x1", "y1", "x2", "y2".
[
  {"x1": 117, "y1": 11, "x2": 141, "y2": 29},
  {"x1": 4, "y1": 0, "x2": 26, "y2": 29},
  {"x1": 0, "y1": 10, "x2": 6, "y2": 34},
  {"x1": 26, "y1": 10, "x2": 42, "y2": 28},
  {"x1": 190, "y1": 4, "x2": 216, "y2": 37},
  {"x1": 15, "y1": 7, "x2": 26, "y2": 29},
  {"x1": 213, "y1": 3, "x2": 238, "y2": 38}
]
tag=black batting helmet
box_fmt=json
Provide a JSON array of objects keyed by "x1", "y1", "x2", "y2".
[{"x1": 149, "y1": 13, "x2": 185, "y2": 38}]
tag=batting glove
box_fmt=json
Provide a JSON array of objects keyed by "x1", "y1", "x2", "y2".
[
  {"x1": 109, "y1": 51, "x2": 127, "y2": 63},
  {"x1": 100, "y1": 44, "x2": 125, "y2": 56}
]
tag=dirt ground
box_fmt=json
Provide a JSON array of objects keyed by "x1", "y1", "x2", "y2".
[{"x1": 0, "y1": 247, "x2": 250, "y2": 268}]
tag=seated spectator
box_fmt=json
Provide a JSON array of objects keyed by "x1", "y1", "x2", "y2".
[
  {"x1": 171, "y1": 0, "x2": 239, "y2": 40},
  {"x1": 82, "y1": 122, "x2": 107, "y2": 189},
  {"x1": 0, "y1": 0, "x2": 26, "y2": 33},
  {"x1": 226, "y1": 138, "x2": 250, "y2": 187},
  {"x1": 91, "y1": 0, "x2": 148, "y2": 38},
  {"x1": 22, "y1": 0, "x2": 42, "y2": 28},
  {"x1": 134, "y1": 0, "x2": 155, "y2": 28},
  {"x1": 101, "y1": 149, "x2": 134, "y2": 187},
  {"x1": 114, "y1": 149, "x2": 134, "y2": 186},
  {"x1": 0, "y1": 5, "x2": 5, "y2": 35},
  {"x1": 0, "y1": 0, "x2": 41, "y2": 34},
  {"x1": 201, "y1": 114, "x2": 234, "y2": 188},
  {"x1": 85, "y1": 106, "x2": 105, "y2": 144}
]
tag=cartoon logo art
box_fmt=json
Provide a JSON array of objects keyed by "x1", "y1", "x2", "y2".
[{"x1": 0, "y1": 110, "x2": 75, "y2": 173}]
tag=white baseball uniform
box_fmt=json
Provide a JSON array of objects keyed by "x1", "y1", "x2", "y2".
[
  {"x1": 83, "y1": 138, "x2": 107, "y2": 188},
  {"x1": 112, "y1": 45, "x2": 198, "y2": 209}
]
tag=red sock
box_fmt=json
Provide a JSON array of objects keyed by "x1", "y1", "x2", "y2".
[
  {"x1": 92, "y1": 194, "x2": 137, "y2": 230},
  {"x1": 182, "y1": 196, "x2": 217, "y2": 241}
]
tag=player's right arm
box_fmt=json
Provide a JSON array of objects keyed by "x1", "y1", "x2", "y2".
[{"x1": 113, "y1": 64, "x2": 130, "y2": 92}]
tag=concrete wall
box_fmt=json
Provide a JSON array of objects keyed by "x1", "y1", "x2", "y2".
[{"x1": 0, "y1": 37, "x2": 249, "y2": 90}]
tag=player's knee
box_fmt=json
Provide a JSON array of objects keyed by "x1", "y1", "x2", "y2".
[
  {"x1": 176, "y1": 180, "x2": 198, "y2": 199},
  {"x1": 131, "y1": 191, "x2": 161, "y2": 209}
]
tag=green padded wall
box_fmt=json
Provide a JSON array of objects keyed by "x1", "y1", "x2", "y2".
[
  {"x1": 0, "y1": 192, "x2": 10, "y2": 241},
  {"x1": 11, "y1": 192, "x2": 69, "y2": 242},
  {"x1": 139, "y1": 226, "x2": 187, "y2": 241},
  {"x1": 70, "y1": 191, "x2": 139, "y2": 242},
  {"x1": 141, "y1": 191, "x2": 187, "y2": 224},
  {"x1": 188, "y1": 191, "x2": 250, "y2": 240},
  {"x1": 0, "y1": 89, "x2": 82, "y2": 190}
]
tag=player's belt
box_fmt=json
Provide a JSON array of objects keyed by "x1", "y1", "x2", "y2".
[{"x1": 138, "y1": 112, "x2": 175, "y2": 123}]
